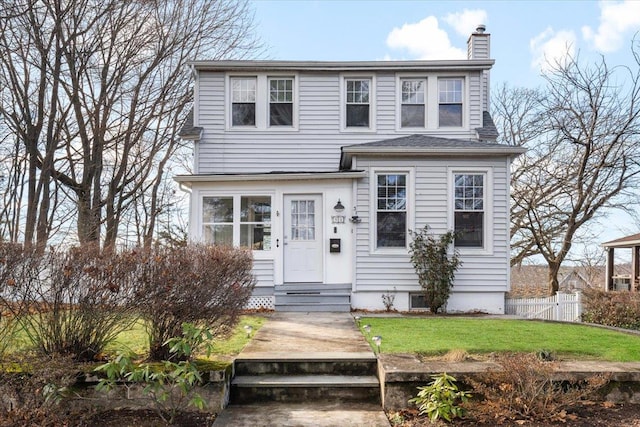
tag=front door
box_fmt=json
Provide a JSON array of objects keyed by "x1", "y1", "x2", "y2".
[{"x1": 283, "y1": 194, "x2": 323, "y2": 283}]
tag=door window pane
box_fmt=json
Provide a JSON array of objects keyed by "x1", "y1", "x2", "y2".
[{"x1": 290, "y1": 200, "x2": 315, "y2": 241}]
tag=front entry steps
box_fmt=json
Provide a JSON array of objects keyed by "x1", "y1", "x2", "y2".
[
  {"x1": 230, "y1": 354, "x2": 380, "y2": 404},
  {"x1": 274, "y1": 283, "x2": 351, "y2": 312}
]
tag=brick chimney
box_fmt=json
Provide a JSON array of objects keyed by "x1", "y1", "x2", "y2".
[{"x1": 467, "y1": 25, "x2": 491, "y2": 111}]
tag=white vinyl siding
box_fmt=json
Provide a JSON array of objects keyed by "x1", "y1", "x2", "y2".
[
  {"x1": 195, "y1": 70, "x2": 485, "y2": 174},
  {"x1": 354, "y1": 157, "x2": 509, "y2": 294}
]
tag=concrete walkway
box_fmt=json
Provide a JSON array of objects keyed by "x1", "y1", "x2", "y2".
[{"x1": 213, "y1": 312, "x2": 391, "y2": 427}]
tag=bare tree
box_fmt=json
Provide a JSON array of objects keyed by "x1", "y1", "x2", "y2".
[
  {"x1": 495, "y1": 49, "x2": 640, "y2": 294},
  {"x1": 0, "y1": 0, "x2": 260, "y2": 249}
]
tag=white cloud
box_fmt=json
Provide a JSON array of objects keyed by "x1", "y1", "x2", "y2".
[
  {"x1": 443, "y1": 9, "x2": 488, "y2": 37},
  {"x1": 386, "y1": 16, "x2": 466, "y2": 60},
  {"x1": 530, "y1": 27, "x2": 576, "y2": 72},
  {"x1": 582, "y1": 0, "x2": 640, "y2": 53}
]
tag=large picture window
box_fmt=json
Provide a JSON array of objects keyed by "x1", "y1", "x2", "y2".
[
  {"x1": 231, "y1": 77, "x2": 256, "y2": 126},
  {"x1": 203, "y1": 195, "x2": 271, "y2": 251},
  {"x1": 269, "y1": 78, "x2": 293, "y2": 126},
  {"x1": 454, "y1": 174, "x2": 484, "y2": 247},
  {"x1": 438, "y1": 78, "x2": 463, "y2": 127},
  {"x1": 346, "y1": 78, "x2": 370, "y2": 127},
  {"x1": 376, "y1": 174, "x2": 407, "y2": 248},
  {"x1": 401, "y1": 78, "x2": 426, "y2": 127}
]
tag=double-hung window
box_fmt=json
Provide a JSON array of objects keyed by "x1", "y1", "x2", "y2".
[
  {"x1": 438, "y1": 78, "x2": 463, "y2": 127},
  {"x1": 203, "y1": 195, "x2": 272, "y2": 251},
  {"x1": 269, "y1": 77, "x2": 293, "y2": 126},
  {"x1": 231, "y1": 77, "x2": 256, "y2": 126},
  {"x1": 376, "y1": 173, "x2": 407, "y2": 248},
  {"x1": 401, "y1": 78, "x2": 426, "y2": 127},
  {"x1": 346, "y1": 78, "x2": 371, "y2": 127},
  {"x1": 453, "y1": 174, "x2": 484, "y2": 247}
]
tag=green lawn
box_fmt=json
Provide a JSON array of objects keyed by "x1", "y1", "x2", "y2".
[{"x1": 359, "y1": 317, "x2": 640, "y2": 362}]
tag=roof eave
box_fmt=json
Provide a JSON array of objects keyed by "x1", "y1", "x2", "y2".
[
  {"x1": 174, "y1": 171, "x2": 367, "y2": 186},
  {"x1": 341, "y1": 146, "x2": 527, "y2": 157},
  {"x1": 188, "y1": 59, "x2": 495, "y2": 72}
]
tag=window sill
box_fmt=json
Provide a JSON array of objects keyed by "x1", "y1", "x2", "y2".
[
  {"x1": 456, "y1": 247, "x2": 493, "y2": 256},
  {"x1": 370, "y1": 248, "x2": 409, "y2": 256},
  {"x1": 340, "y1": 127, "x2": 377, "y2": 133}
]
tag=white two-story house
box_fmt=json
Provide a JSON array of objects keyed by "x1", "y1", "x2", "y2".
[{"x1": 176, "y1": 26, "x2": 524, "y2": 313}]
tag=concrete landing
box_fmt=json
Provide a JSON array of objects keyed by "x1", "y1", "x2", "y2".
[
  {"x1": 213, "y1": 402, "x2": 390, "y2": 427},
  {"x1": 213, "y1": 312, "x2": 391, "y2": 427}
]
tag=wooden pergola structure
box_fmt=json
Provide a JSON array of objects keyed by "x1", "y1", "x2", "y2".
[{"x1": 603, "y1": 233, "x2": 640, "y2": 291}]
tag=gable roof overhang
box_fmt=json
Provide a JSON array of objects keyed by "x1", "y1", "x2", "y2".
[
  {"x1": 340, "y1": 134, "x2": 526, "y2": 170},
  {"x1": 188, "y1": 59, "x2": 495, "y2": 73},
  {"x1": 174, "y1": 170, "x2": 366, "y2": 189},
  {"x1": 602, "y1": 233, "x2": 640, "y2": 249}
]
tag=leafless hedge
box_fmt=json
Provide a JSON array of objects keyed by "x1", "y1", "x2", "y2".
[{"x1": 131, "y1": 244, "x2": 255, "y2": 361}]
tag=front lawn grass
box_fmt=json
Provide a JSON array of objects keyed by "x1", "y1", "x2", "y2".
[{"x1": 360, "y1": 317, "x2": 640, "y2": 362}]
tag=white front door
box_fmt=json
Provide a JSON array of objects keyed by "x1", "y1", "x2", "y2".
[{"x1": 283, "y1": 194, "x2": 323, "y2": 283}]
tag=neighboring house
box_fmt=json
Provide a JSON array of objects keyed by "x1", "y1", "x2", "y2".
[
  {"x1": 603, "y1": 233, "x2": 640, "y2": 291},
  {"x1": 176, "y1": 26, "x2": 525, "y2": 313},
  {"x1": 509, "y1": 265, "x2": 596, "y2": 297}
]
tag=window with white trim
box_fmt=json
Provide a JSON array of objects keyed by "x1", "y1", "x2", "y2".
[
  {"x1": 231, "y1": 77, "x2": 256, "y2": 126},
  {"x1": 438, "y1": 78, "x2": 463, "y2": 127},
  {"x1": 453, "y1": 173, "x2": 484, "y2": 247},
  {"x1": 401, "y1": 78, "x2": 426, "y2": 127},
  {"x1": 346, "y1": 78, "x2": 371, "y2": 127},
  {"x1": 269, "y1": 77, "x2": 293, "y2": 126},
  {"x1": 203, "y1": 195, "x2": 272, "y2": 251},
  {"x1": 376, "y1": 173, "x2": 407, "y2": 248}
]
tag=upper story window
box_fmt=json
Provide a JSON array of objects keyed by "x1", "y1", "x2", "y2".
[
  {"x1": 346, "y1": 78, "x2": 370, "y2": 127},
  {"x1": 401, "y1": 78, "x2": 426, "y2": 127},
  {"x1": 231, "y1": 77, "x2": 257, "y2": 126},
  {"x1": 203, "y1": 195, "x2": 272, "y2": 251},
  {"x1": 376, "y1": 173, "x2": 407, "y2": 248},
  {"x1": 438, "y1": 78, "x2": 463, "y2": 127},
  {"x1": 269, "y1": 78, "x2": 293, "y2": 126},
  {"x1": 453, "y1": 173, "x2": 484, "y2": 247}
]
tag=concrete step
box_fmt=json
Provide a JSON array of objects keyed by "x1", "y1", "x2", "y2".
[
  {"x1": 234, "y1": 358, "x2": 378, "y2": 376},
  {"x1": 275, "y1": 283, "x2": 352, "y2": 293},
  {"x1": 275, "y1": 293, "x2": 350, "y2": 304},
  {"x1": 274, "y1": 302, "x2": 351, "y2": 312},
  {"x1": 230, "y1": 375, "x2": 380, "y2": 404}
]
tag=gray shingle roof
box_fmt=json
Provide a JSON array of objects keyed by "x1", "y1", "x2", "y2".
[
  {"x1": 340, "y1": 134, "x2": 525, "y2": 170},
  {"x1": 178, "y1": 110, "x2": 203, "y2": 140}
]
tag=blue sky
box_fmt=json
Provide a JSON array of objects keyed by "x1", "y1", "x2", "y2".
[{"x1": 252, "y1": 0, "x2": 640, "y2": 88}]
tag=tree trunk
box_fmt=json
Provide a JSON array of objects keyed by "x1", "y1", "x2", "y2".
[{"x1": 547, "y1": 262, "x2": 561, "y2": 296}]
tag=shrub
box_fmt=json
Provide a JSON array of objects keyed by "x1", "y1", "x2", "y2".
[
  {"x1": 466, "y1": 353, "x2": 609, "y2": 424},
  {"x1": 95, "y1": 323, "x2": 215, "y2": 425},
  {"x1": 409, "y1": 226, "x2": 462, "y2": 314},
  {"x1": 409, "y1": 372, "x2": 471, "y2": 423},
  {"x1": 581, "y1": 289, "x2": 640, "y2": 330},
  {"x1": 132, "y1": 244, "x2": 255, "y2": 361},
  {"x1": 0, "y1": 242, "x2": 29, "y2": 358},
  {"x1": 7, "y1": 245, "x2": 140, "y2": 361}
]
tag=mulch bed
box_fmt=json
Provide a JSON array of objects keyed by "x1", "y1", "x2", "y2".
[
  {"x1": 76, "y1": 409, "x2": 216, "y2": 427},
  {"x1": 387, "y1": 402, "x2": 640, "y2": 426}
]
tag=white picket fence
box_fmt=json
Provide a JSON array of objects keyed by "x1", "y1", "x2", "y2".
[{"x1": 505, "y1": 292, "x2": 583, "y2": 322}]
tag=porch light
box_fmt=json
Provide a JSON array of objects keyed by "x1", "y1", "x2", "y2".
[
  {"x1": 244, "y1": 325, "x2": 253, "y2": 338},
  {"x1": 333, "y1": 199, "x2": 345, "y2": 213},
  {"x1": 372, "y1": 335, "x2": 382, "y2": 353}
]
